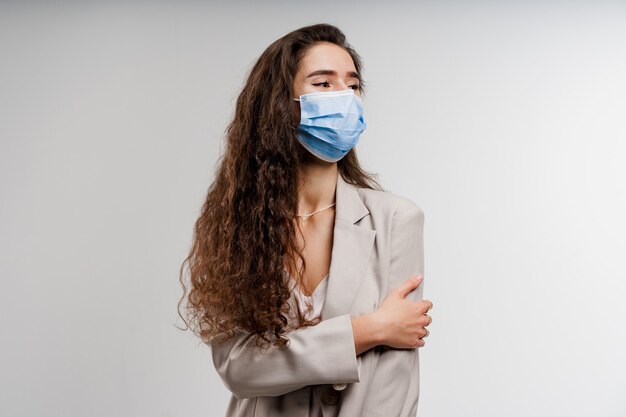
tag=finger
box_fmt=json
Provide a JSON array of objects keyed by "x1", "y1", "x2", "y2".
[
  {"x1": 396, "y1": 275, "x2": 423, "y2": 298},
  {"x1": 417, "y1": 300, "x2": 430, "y2": 313}
]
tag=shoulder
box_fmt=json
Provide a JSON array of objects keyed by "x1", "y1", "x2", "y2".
[{"x1": 356, "y1": 186, "x2": 425, "y2": 224}]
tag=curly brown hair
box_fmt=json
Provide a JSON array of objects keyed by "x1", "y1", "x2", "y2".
[{"x1": 177, "y1": 23, "x2": 383, "y2": 350}]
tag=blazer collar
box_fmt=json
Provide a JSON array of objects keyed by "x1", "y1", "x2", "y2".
[
  {"x1": 334, "y1": 173, "x2": 370, "y2": 224},
  {"x1": 320, "y1": 173, "x2": 377, "y2": 320}
]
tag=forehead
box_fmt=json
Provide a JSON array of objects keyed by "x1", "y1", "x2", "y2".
[{"x1": 297, "y1": 42, "x2": 357, "y2": 74}]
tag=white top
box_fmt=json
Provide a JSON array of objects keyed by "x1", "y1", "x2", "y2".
[{"x1": 290, "y1": 274, "x2": 329, "y2": 320}]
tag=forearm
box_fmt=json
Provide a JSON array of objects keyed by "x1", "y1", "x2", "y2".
[
  {"x1": 351, "y1": 313, "x2": 385, "y2": 355},
  {"x1": 211, "y1": 313, "x2": 361, "y2": 398}
]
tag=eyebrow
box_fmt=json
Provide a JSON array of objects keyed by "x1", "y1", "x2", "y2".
[{"x1": 305, "y1": 69, "x2": 361, "y2": 81}]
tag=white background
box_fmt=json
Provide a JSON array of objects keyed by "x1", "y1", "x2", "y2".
[{"x1": 1, "y1": 1, "x2": 625, "y2": 416}]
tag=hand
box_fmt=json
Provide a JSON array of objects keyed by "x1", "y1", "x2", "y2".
[{"x1": 373, "y1": 275, "x2": 433, "y2": 349}]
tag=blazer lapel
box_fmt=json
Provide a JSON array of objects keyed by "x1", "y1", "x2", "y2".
[{"x1": 320, "y1": 174, "x2": 377, "y2": 320}]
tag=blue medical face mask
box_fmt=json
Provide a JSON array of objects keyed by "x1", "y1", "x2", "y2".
[{"x1": 293, "y1": 88, "x2": 367, "y2": 163}]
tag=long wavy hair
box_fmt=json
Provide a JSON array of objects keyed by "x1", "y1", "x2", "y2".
[{"x1": 177, "y1": 23, "x2": 383, "y2": 350}]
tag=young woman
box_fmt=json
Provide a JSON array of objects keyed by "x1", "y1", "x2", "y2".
[{"x1": 178, "y1": 23, "x2": 434, "y2": 417}]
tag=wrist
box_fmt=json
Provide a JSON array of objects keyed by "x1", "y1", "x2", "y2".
[
  {"x1": 352, "y1": 313, "x2": 385, "y2": 356},
  {"x1": 366, "y1": 311, "x2": 388, "y2": 346},
  {"x1": 352, "y1": 313, "x2": 381, "y2": 355}
]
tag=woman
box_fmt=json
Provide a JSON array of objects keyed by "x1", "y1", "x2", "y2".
[{"x1": 178, "y1": 23, "x2": 434, "y2": 417}]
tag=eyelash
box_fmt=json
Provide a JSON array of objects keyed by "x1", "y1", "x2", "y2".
[{"x1": 313, "y1": 81, "x2": 360, "y2": 90}]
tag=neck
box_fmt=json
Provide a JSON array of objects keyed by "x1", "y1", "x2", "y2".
[{"x1": 296, "y1": 160, "x2": 338, "y2": 214}]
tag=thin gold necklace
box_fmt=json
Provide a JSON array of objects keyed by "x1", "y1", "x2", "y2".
[{"x1": 296, "y1": 202, "x2": 336, "y2": 219}]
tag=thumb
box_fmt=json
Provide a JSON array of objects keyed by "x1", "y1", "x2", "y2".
[{"x1": 396, "y1": 275, "x2": 423, "y2": 299}]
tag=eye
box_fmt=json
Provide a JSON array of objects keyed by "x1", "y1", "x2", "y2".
[
  {"x1": 312, "y1": 81, "x2": 331, "y2": 87},
  {"x1": 349, "y1": 84, "x2": 360, "y2": 90}
]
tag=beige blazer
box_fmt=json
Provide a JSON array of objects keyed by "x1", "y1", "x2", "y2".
[{"x1": 209, "y1": 173, "x2": 425, "y2": 417}]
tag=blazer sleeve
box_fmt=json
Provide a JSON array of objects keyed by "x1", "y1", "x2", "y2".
[
  {"x1": 209, "y1": 312, "x2": 361, "y2": 399},
  {"x1": 362, "y1": 201, "x2": 425, "y2": 417}
]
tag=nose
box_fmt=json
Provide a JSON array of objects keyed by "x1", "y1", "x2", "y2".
[{"x1": 334, "y1": 82, "x2": 351, "y2": 92}]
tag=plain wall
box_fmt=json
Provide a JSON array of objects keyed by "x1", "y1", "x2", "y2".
[{"x1": 1, "y1": 1, "x2": 625, "y2": 416}]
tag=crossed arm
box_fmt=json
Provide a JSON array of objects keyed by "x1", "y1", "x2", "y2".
[{"x1": 209, "y1": 201, "x2": 425, "y2": 402}]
